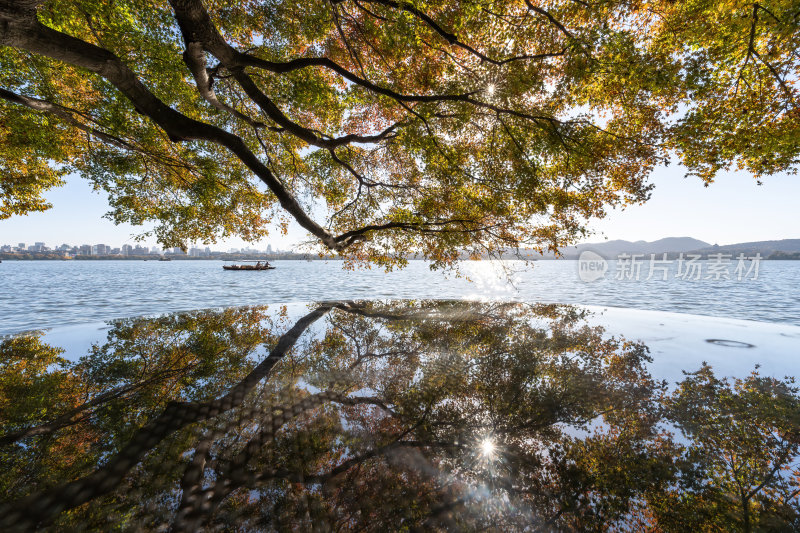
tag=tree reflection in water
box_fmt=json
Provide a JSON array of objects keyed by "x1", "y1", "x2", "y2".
[{"x1": 0, "y1": 301, "x2": 798, "y2": 531}]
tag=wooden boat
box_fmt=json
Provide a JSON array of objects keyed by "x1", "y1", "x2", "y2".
[{"x1": 223, "y1": 261, "x2": 275, "y2": 271}]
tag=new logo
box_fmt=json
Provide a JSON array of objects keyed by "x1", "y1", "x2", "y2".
[{"x1": 578, "y1": 251, "x2": 608, "y2": 282}]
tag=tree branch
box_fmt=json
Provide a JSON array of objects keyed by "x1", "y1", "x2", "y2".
[
  {"x1": 338, "y1": 0, "x2": 559, "y2": 65},
  {"x1": 0, "y1": 303, "x2": 333, "y2": 530},
  {"x1": 181, "y1": 41, "x2": 266, "y2": 128},
  {"x1": 0, "y1": 3, "x2": 345, "y2": 250}
]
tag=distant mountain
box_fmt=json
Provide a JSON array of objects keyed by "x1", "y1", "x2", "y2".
[
  {"x1": 579, "y1": 237, "x2": 711, "y2": 257},
  {"x1": 523, "y1": 237, "x2": 800, "y2": 259},
  {"x1": 690, "y1": 239, "x2": 800, "y2": 256},
  {"x1": 527, "y1": 237, "x2": 710, "y2": 259}
]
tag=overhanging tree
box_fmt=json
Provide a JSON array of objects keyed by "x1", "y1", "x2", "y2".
[{"x1": 0, "y1": 0, "x2": 797, "y2": 266}]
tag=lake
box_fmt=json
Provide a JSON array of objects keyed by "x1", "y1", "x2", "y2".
[
  {"x1": 1, "y1": 259, "x2": 800, "y2": 334},
  {"x1": 2, "y1": 300, "x2": 799, "y2": 530},
  {"x1": 2, "y1": 261, "x2": 800, "y2": 530}
]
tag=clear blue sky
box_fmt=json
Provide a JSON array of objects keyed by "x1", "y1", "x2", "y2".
[
  {"x1": 585, "y1": 165, "x2": 800, "y2": 245},
  {"x1": 1, "y1": 164, "x2": 798, "y2": 249}
]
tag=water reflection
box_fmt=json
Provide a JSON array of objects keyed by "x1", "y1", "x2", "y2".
[{"x1": 0, "y1": 301, "x2": 798, "y2": 531}]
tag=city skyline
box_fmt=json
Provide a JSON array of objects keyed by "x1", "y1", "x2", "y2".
[{"x1": 1, "y1": 241, "x2": 282, "y2": 256}]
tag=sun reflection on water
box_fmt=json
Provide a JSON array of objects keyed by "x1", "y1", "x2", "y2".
[{"x1": 459, "y1": 261, "x2": 521, "y2": 300}]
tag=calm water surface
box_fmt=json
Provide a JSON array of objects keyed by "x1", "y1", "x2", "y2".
[
  {"x1": 1, "y1": 259, "x2": 799, "y2": 333},
  {"x1": 2, "y1": 300, "x2": 799, "y2": 530}
]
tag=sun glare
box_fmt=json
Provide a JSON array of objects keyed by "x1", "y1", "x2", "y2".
[
  {"x1": 486, "y1": 84, "x2": 495, "y2": 96},
  {"x1": 480, "y1": 438, "x2": 496, "y2": 457}
]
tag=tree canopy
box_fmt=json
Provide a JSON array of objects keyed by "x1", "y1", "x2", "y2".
[{"x1": 0, "y1": 0, "x2": 797, "y2": 265}]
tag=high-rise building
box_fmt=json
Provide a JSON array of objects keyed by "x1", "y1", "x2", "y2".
[{"x1": 122, "y1": 244, "x2": 133, "y2": 256}]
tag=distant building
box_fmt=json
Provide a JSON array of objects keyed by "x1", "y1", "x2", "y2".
[
  {"x1": 92, "y1": 244, "x2": 109, "y2": 255},
  {"x1": 0, "y1": 241, "x2": 239, "y2": 256},
  {"x1": 267, "y1": 244, "x2": 273, "y2": 253}
]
